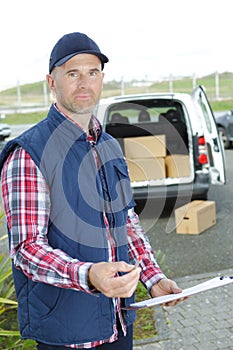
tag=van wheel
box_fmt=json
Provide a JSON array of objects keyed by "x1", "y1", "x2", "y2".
[
  {"x1": 135, "y1": 200, "x2": 146, "y2": 215},
  {"x1": 192, "y1": 193, "x2": 208, "y2": 201},
  {"x1": 218, "y1": 127, "x2": 231, "y2": 149}
]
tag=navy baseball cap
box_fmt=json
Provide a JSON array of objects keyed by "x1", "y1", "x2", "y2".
[{"x1": 49, "y1": 32, "x2": 109, "y2": 73}]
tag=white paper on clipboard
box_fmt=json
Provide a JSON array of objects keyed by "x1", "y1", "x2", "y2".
[{"x1": 123, "y1": 276, "x2": 233, "y2": 310}]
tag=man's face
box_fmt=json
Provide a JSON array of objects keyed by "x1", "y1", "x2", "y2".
[{"x1": 47, "y1": 53, "x2": 104, "y2": 117}]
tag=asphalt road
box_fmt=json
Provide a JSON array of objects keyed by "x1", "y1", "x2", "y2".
[{"x1": 140, "y1": 149, "x2": 233, "y2": 279}]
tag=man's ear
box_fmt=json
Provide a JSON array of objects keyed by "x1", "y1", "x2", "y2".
[{"x1": 46, "y1": 74, "x2": 55, "y2": 91}]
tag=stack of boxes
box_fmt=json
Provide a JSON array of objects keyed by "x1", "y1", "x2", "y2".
[
  {"x1": 124, "y1": 134, "x2": 190, "y2": 182},
  {"x1": 124, "y1": 135, "x2": 166, "y2": 182},
  {"x1": 165, "y1": 154, "x2": 191, "y2": 178}
]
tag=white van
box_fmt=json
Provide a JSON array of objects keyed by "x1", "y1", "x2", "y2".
[{"x1": 96, "y1": 86, "x2": 226, "y2": 210}]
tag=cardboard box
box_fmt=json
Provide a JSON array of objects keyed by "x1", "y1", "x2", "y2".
[
  {"x1": 175, "y1": 200, "x2": 216, "y2": 234},
  {"x1": 126, "y1": 157, "x2": 166, "y2": 182},
  {"x1": 165, "y1": 155, "x2": 190, "y2": 178},
  {"x1": 124, "y1": 135, "x2": 166, "y2": 159}
]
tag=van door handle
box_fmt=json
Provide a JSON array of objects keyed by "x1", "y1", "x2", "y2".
[{"x1": 213, "y1": 137, "x2": 219, "y2": 152}]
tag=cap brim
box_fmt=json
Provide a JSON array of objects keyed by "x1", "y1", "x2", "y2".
[{"x1": 55, "y1": 51, "x2": 109, "y2": 68}]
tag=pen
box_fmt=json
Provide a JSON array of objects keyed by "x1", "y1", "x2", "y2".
[{"x1": 131, "y1": 256, "x2": 142, "y2": 270}]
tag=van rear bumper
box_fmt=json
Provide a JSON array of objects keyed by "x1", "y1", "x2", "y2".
[{"x1": 131, "y1": 173, "x2": 210, "y2": 201}]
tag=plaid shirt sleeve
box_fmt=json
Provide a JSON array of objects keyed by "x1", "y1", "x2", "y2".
[
  {"x1": 1, "y1": 147, "x2": 94, "y2": 293},
  {"x1": 127, "y1": 208, "x2": 167, "y2": 291}
]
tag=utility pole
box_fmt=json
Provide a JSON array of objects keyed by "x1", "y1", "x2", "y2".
[
  {"x1": 215, "y1": 71, "x2": 219, "y2": 100},
  {"x1": 121, "y1": 76, "x2": 125, "y2": 95},
  {"x1": 192, "y1": 73, "x2": 196, "y2": 89},
  {"x1": 169, "y1": 74, "x2": 173, "y2": 93},
  {"x1": 43, "y1": 80, "x2": 48, "y2": 106},
  {"x1": 17, "y1": 81, "x2": 21, "y2": 107}
]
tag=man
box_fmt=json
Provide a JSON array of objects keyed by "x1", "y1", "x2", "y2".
[{"x1": 0, "y1": 32, "x2": 183, "y2": 350}]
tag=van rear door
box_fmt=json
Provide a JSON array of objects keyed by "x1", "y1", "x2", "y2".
[{"x1": 192, "y1": 85, "x2": 226, "y2": 185}]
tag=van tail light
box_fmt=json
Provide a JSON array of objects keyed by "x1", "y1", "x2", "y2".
[
  {"x1": 198, "y1": 136, "x2": 206, "y2": 146},
  {"x1": 197, "y1": 136, "x2": 208, "y2": 165},
  {"x1": 198, "y1": 153, "x2": 208, "y2": 164}
]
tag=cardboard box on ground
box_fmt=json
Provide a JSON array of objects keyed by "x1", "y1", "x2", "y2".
[{"x1": 175, "y1": 200, "x2": 216, "y2": 234}]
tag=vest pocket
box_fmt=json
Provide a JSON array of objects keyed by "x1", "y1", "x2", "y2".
[
  {"x1": 39, "y1": 289, "x2": 114, "y2": 344},
  {"x1": 113, "y1": 163, "x2": 135, "y2": 210}
]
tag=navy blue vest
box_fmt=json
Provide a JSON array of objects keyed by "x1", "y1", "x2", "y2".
[{"x1": 0, "y1": 105, "x2": 136, "y2": 345}]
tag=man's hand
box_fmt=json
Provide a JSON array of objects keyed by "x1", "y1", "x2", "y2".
[
  {"x1": 151, "y1": 278, "x2": 186, "y2": 306},
  {"x1": 88, "y1": 261, "x2": 140, "y2": 298}
]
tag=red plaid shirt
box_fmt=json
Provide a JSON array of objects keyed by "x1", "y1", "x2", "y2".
[{"x1": 1, "y1": 112, "x2": 165, "y2": 348}]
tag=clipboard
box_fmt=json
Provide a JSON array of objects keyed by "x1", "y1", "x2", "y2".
[{"x1": 123, "y1": 276, "x2": 233, "y2": 310}]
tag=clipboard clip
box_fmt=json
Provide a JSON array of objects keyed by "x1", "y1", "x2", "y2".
[{"x1": 219, "y1": 275, "x2": 233, "y2": 280}]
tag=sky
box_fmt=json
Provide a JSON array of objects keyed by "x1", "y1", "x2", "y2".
[{"x1": 1, "y1": 0, "x2": 233, "y2": 91}]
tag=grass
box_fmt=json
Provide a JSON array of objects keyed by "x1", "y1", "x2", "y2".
[
  {"x1": 133, "y1": 283, "x2": 157, "y2": 340},
  {"x1": 2, "y1": 112, "x2": 47, "y2": 125},
  {"x1": 133, "y1": 250, "x2": 168, "y2": 340},
  {"x1": 0, "y1": 246, "x2": 36, "y2": 349}
]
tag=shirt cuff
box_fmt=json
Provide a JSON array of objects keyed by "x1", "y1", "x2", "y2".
[
  {"x1": 76, "y1": 262, "x2": 97, "y2": 293},
  {"x1": 140, "y1": 266, "x2": 167, "y2": 292}
]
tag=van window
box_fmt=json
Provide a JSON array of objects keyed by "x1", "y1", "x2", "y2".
[
  {"x1": 106, "y1": 99, "x2": 185, "y2": 125},
  {"x1": 196, "y1": 97, "x2": 212, "y2": 134}
]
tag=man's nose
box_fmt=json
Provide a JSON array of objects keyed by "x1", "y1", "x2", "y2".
[{"x1": 77, "y1": 74, "x2": 89, "y2": 88}]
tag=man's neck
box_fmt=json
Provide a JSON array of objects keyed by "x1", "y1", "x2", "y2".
[
  {"x1": 70, "y1": 113, "x2": 91, "y2": 134},
  {"x1": 54, "y1": 103, "x2": 91, "y2": 134}
]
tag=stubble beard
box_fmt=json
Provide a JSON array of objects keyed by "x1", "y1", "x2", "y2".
[{"x1": 61, "y1": 98, "x2": 98, "y2": 117}]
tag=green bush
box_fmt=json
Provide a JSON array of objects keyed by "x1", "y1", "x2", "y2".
[{"x1": 0, "y1": 233, "x2": 36, "y2": 349}]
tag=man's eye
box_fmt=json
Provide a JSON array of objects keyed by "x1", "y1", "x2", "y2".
[
  {"x1": 89, "y1": 71, "x2": 99, "y2": 77},
  {"x1": 69, "y1": 72, "x2": 78, "y2": 78}
]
